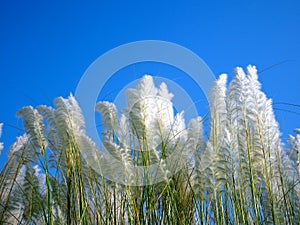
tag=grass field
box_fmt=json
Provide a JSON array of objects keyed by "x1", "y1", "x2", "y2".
[{"x1": 0, "y1": 65, "x2": 299, "y2": 224}]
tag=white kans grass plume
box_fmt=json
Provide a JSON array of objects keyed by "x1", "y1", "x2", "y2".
[
  {"x1": 0, "y1": 67, "x2": 299, "y2": 224},
  {"x1": 123, "y1": 75, "x2": 177, "y2": 151},
  {"x1": 7, "y1": 134, "x2": 30, "y2": 161},
  {"x1": 289, "y1": 129, "x2": 300, "y2": 173},
  {"x1": 17, "y1": 107, "x2": 46, "y2": 149},
  {"x1": 93, "y1": 75, "x2": 193, "y2": 185}
]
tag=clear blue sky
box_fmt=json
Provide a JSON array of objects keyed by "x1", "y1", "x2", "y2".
[{"x1": 1, "y1": 0, "x2": 300, "y2": 166}]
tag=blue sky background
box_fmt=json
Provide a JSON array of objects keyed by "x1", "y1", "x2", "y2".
[{"x1": 0, "y1": 0, "x2": 300, "y2": 167}]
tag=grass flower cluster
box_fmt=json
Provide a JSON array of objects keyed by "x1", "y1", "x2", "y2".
[{"x1": 0, "y1": 65, "x2": 299, "y2": 224}]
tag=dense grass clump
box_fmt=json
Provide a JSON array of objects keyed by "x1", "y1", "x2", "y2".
[{"x1": 0, "y1": 66, "x2": 299, "y2": 224}]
